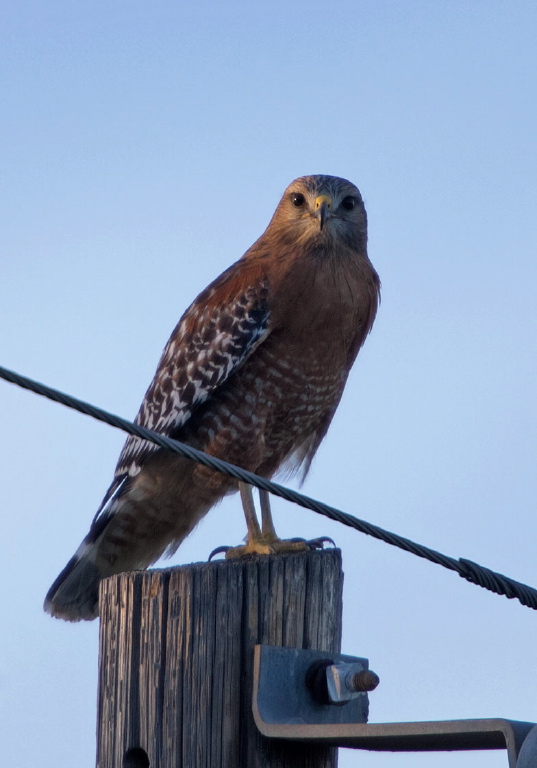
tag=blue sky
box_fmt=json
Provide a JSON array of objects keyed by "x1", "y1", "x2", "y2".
[{"x1": 1, "y1": 2, "x2": 536, "y2": 766}]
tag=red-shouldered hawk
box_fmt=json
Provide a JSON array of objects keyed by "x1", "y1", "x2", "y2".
[{"x1": 45, "y1": 175, "x2": 380, "y2": 621}]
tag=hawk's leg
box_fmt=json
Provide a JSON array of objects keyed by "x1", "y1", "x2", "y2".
[
  {"x1": 224, "y1": 482, "x2": 310, "y2": 558},
  {"x1": 259, "y1": 488, "x2": 278, "y2": 540},
  {"x1": 258, "y1": 489, "x2": 335, "y2": 550},
  {"x1": 239, "y1": 481, "x2": 264, "y2": 544}
]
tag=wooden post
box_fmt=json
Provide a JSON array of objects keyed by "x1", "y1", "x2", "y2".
[{"x1": 97, "y1": 549, "x2": 343, "y2": 768}]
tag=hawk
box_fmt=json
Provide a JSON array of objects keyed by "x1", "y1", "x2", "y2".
[{"x1": 45, "y1": 175, "x2": 380, "y2": 621}]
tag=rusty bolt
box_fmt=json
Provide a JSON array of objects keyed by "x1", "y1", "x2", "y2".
[
  {"x1": 347, "y1": 669, "x2": 380, "y2": 693},
  {"x1": 325, "y1": 662, "x2": 380, "y2": 704}
]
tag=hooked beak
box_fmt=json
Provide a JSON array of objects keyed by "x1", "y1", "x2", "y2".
[{"x1": 314, "y1": 194, "x2": 333, "y2": 230}]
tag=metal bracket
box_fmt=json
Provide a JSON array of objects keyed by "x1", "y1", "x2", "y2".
[{"x1": 252, "y1": 645, "x2": 537, "y2": 767}]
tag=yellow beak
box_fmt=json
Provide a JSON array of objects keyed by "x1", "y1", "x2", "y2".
[{"x1": 314, "y1": 195, "x2": 333, "y2": 230}]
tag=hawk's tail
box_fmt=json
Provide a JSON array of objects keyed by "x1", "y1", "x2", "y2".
[
  {"x1": 44, "y1": 462, "x2": 227, "y2": 621},
  {"x1": 44, "y1": 541, "x2": 103, "y2": 622}
]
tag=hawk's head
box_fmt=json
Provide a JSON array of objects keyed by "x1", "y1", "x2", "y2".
[{"x1": 267, "y1": 175, "x2": 367, "y2": 252}]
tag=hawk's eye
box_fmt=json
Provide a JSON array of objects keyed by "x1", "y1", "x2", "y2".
[
  {"x1": 341, "y1": 196, "x2": 357, "y2": 211},
  {"x1": 291, "y1": 192, "x2": 305, "y2": 207}
]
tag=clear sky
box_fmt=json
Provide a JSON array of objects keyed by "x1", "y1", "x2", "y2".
[{"x1": 1, "y1": 2, "x2": 536, "y2": 766}]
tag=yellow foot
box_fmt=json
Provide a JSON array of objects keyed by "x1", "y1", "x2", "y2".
[
  {"x1": 224, "y1": 537, "x2": 311, "y2": 559},
  {"x1": 208, "y1": 537, "x2": 335, "y2": 561}
]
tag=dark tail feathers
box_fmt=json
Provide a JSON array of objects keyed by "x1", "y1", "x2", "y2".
[{"x1": 44, "y1": 548, "x2": 101, "y2": 622}]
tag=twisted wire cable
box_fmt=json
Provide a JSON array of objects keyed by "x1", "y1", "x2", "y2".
[{"x1": 1, "y1": 364, "x2": 535, "y2": 610}]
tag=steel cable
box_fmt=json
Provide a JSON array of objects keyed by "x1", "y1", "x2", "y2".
[{"x1": 1, "y1": 363, "x2": 535, "y2": 610}]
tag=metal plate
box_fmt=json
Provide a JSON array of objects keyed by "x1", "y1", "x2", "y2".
[
  {"x1": 252, "y1": 645, "x2": 536, "y2": 767},
  {"x1": 253, "y1": 645, "x2": 370, "y2": 726}
]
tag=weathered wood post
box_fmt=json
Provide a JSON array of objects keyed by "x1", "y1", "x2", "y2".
[{"x1": 97, "y1": 549, "x2": 343, "y2": 767}]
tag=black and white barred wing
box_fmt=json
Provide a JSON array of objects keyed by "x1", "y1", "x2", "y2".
[{"x1": 95, "y1": 273, "x2": 270, "y2": 516}]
